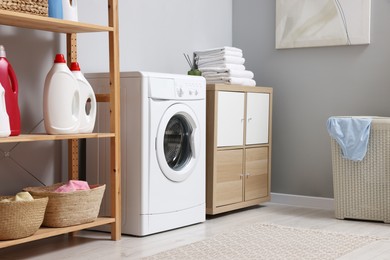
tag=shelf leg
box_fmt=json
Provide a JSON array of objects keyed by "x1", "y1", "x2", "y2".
[
  {"x1": 68, "y1": 139, "x2": 79, "y2": 180},
  {"x1": 109, "y1": 0, "x2": 121, "y2": 241}
]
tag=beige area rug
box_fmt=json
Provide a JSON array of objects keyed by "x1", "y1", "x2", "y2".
[{"x1": 144, "y1": 223, "x2": 382, "y2": 260}]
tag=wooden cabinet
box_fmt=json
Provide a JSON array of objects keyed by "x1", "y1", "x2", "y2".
[
  {"x1": 0, "y1": 1, "x2": 121, "y2": 248},
  {"x1": 206, "y1": 84, "x2": 272, "y2": 215}
]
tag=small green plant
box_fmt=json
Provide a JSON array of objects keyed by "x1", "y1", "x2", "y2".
[{"x1": 183, "y1": 53, "x2": 201, "y2": 76}]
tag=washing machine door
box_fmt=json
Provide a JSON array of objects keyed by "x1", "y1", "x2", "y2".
[{"x1": 156, "y1": 103, "x2": 201, "y2": 182}]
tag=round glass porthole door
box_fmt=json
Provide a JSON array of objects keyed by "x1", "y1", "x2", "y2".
[
  {"x1": 156, "y1": 104, "x2": 200, "y2": 182},
  {"x1": 164, "y1": 114, "x2": 192, "y2": 170}
]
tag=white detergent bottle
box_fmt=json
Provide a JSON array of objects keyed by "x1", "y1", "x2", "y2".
[
  {"x1": 62, "y1": 0, "x2": 78, "y2": 21},
  {"x1": 0, "y1": 84, "x2": 10, "y2": 137},
  {"x1": 43, "y1": 54, "x2": 80, "y2": 135},
  {"x1": 70, "y1": 62, "x2": 96, "y2": 133}
]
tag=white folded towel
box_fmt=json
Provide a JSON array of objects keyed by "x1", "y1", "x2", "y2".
[
  {"x1": 199, "y1": 67, "x2": 242, "y2": 73},
  {"x1": 205, "y1": 76, "x2": 256, "y2": 87},
  {"x1": 198, "y1": 64, "x2": 246, "y2": 71},
  {"x1": 195, "y1": 50, "x2": 243, "y2": 59},
  {"x1": 202, "y1": 70, "x2": 254, "y2": 79},
  {"x1": 197, "y1": 56, "x2": 245, "y2": 66},
  {"x1": 0, "y1": 191, "x2": 34, "y2": 202},
  {"x1": 194, "y1": 46, "x2": 242, "y2": 56}
]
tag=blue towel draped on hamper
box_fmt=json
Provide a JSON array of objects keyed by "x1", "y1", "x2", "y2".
[{"x1": 327, "y1": 117, "x2": 372, "y2": 161}]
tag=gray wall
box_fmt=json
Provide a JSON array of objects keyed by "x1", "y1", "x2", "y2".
[
  {"x1": 0, "y1": 0, "x2": 232, "y2": 195},
  {"x1": 233, "y1": 0, "x2": 390, "y2": 198}
]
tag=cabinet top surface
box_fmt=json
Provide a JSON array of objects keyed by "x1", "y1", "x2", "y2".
[
  {"x1": 0, "y1": 10, "x2": 113, "y2": 33},
  {"x1": 206, "y1": 84, "x2": 273, "y2": 93}
]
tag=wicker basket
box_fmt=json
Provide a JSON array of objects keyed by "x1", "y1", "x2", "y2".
[
  {"x1": 331, "y1": 117, "x2": 390, "y2": 223},
  {"x1": 24, "y1": 183, "x2": 106, "y2": 228},
  {"x1": 0, "y1": 0, "x2": 48, "y2": 16},
  {"x1": 0, "y1": 196, "x2": 48, "y2": 240}
]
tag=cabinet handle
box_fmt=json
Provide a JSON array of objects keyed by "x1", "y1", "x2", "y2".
[
  {"x1": 246, "y1": 173, "x2": 251, "y2": 178},
  {"x1": 247, "y1": 117, "x2": 252, "y2": 122}
]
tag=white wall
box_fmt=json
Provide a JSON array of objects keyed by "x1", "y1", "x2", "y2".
[
  {"x1": 0, "y1": 0, "x2": 232, "y2": 195},
  {"x1": 76, "y1": 0, "x2": 232, "y2": 73}
]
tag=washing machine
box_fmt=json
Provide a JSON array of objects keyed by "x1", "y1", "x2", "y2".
[{"x1": 86, "y1": 71, "x2": 206, "y2": 236}]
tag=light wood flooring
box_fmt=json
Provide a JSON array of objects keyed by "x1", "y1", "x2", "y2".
[{"x1": 1, "y1": 202, "x2": 390, "y2": 259}]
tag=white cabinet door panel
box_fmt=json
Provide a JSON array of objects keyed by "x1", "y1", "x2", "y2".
[
  {"x1": 246, "y1": 93, "x2": 269, "y2": 144},
  {"x1": 217, "y1": 91, "x2": 245, "y2": 147}
]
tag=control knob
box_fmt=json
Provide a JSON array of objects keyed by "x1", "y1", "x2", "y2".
[{"x1": 177, "y1": 88, "x2": 184, "y2": 97}]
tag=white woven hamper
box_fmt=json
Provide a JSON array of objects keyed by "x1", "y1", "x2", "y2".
[{"x1": 331, "y1": 117, "x2": 390, "y2": 223}]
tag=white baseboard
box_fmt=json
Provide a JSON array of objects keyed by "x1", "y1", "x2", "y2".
[{"x1": 270, "y1": 193, "x2": 334, "y2": 211}]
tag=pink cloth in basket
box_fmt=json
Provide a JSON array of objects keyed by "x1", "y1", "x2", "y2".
[{"x1": 54, "y1": 180, "x2": 91, "y2": 193}]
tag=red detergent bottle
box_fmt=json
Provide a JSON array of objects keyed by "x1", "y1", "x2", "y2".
[{"x1": 0, "y1": 45, "x2": 20, "y2": 136}]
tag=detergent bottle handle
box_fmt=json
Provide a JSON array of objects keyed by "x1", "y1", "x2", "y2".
[
  {"x1": 87, "y1": 93, "x2": 97, "y2": 122},
  {"x1": 7, "y1": 63, "x2": 18, "y2": 95}
]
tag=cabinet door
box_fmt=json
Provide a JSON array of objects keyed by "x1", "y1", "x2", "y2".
[
  {"x1": 246, "y1": 93, "x2": 270, "y2": 145},
  {"x1": 217, "y1": 91, "x2": 245, "y2": 147},
  {"x1": 215, "y1": 149, "x2": 243, "y2": 207},
  {"x1": 244, "y1": 147, "x2": 268, "y2": 201}
]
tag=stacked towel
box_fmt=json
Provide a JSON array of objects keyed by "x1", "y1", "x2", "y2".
[{"x1": 194, "y1": 46, "x2": 256, "y2": 86}]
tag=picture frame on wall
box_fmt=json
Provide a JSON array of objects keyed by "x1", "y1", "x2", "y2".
[{"x1": 275, "y1": 0, "x2": 371, "y2": 49}]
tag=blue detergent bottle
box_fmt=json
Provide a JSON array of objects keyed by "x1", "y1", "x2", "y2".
[{"x1": 48, "y1": 0, "x2": 63, "y2": 19}]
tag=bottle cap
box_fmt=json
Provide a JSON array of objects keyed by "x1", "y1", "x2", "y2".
[
  {"x1": 54, "y1": 54, "x2": 66, "y2": 63},
  {"x1": 70, "y1": 62, "x2": 81, "y2": 71},
  {"x1": 0, "y1": 45, "x2": 6, "y2": 58}
]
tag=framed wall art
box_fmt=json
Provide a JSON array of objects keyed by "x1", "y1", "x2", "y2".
[{"x1": 275, "y1": 0, "x2": 371, "y2": 49}]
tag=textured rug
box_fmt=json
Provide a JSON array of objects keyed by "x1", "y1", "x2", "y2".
[{"x1": 144, "y1": 223, "x2": 382, "y2": 260}]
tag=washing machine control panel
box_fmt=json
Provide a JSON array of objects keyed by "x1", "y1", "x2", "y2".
[
  {"x1": 175, "y1": 79, "x2": 205, "y2": 100},
  {"x1": 148, "y1": 74, "x2": 205, "y2": 100}
]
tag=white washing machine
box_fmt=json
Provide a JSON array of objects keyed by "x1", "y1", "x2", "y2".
[{"x1": 86, "y1": 71, "x2": 206, "y2": 236}]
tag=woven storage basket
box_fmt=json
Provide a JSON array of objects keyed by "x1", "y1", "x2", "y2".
[
  {"x1": 0, "y1": 196, "x2": 48, "y2": 240},
  {"x1": 331, "y1": 117, "x2": 390, "y2": 223},
  {"x1": 24, "y1": 183, "x2": 106, "y2": 228},
  {"x1": 0, "y1": 0, "x2": 48, "y2": 16}
]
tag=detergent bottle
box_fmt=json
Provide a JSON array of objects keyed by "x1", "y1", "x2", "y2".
[
  {"x1": 62, "y1": 0, "x2": 78, "y2": 21},
  {"x1": 43, "y1": 54, "x2": 80, "y2": 134},
  {"x1": 48, "y1": 0, "x2": 63, "y2": 19},
  {"x1": 70, "y1": 62, "x2": 96, "y2": 133},
  {"x1": 0, "y1": 84, "x2": 11, "y2": 138},
  {"x1": 0, "y1": 45, "x2": 21, "y2": 136}
]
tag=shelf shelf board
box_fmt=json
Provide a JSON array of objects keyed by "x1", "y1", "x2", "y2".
[
  {"x1": 0, "y1": 133, "x2": 115, "y2": 143},
  {"x1": 0, "y1": 10, "x2": 113, "y2": 33},
  {"x1": 0, "y1": 217, "x2": 115, "y2": 249}
]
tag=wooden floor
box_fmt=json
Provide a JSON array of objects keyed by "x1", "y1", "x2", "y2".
[{"x1": 1, "y1": 202, "x2": 390, "y2": 259}]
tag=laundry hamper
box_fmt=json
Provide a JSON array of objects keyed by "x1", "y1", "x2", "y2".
[{"x1": 331, "y1": 117, "x2": 390, "y2": 223}]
